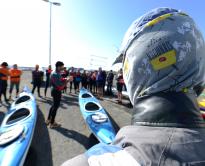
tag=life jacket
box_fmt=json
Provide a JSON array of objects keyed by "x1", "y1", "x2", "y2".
[
  {"x1": 0, "y1": 67, "x2": 10, "y2": 81},
  {"x1": 10, "y1": 69, "x2": 22, "y2": 83}
]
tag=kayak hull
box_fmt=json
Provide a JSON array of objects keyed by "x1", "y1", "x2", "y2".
[
  {"x1": 79, "y1": 88, "x2": 116, "y2": 144},
  {"x1": 0, "y1": 87, "x2": 37, "y2": 166}
]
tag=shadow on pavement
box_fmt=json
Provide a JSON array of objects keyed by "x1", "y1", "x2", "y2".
[
  {"x1": 53, "y1": 127, "x2": 94, "y2": 149},
  {"x1": 61, "y1": 95, "x2": 79, "y2": 107},
  {"x1": 105, "y1": 110, "x2": 121, "y2": 133},
  {"x1": 24, "y1": 106, "x2": 53, "y2": 166}
]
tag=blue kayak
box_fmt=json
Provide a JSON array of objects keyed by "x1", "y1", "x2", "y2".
[
  {"x1": 0, "y1": 87, "x2": 37, "y2": 166},
  {"x1": 79, "y1": 88, "x2": 116, "y2": 144}
]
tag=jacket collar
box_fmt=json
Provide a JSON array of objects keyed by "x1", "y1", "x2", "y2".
[{"x1": 132, "y1": 92, "x2": 205, "y2": 128}]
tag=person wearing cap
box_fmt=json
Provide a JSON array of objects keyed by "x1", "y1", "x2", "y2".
[
  {"x1": 44, "y1": 65, "x2": 53, "y2": 97},
  {"x1": 46, "y1": 61, "x2": 72, "y2": 128},
  {"x1": 9, "y1": 64, "x2": 22, "y2": 100},
  {"x1": 0, "y1": 62, "x2": 10, "y2": 103},
  {"x1": 32, "y1": 64, "x2": 43, "y2": 97},
  {"x1": 62, "y1": 7, "x2": 205, "y2": 166}
]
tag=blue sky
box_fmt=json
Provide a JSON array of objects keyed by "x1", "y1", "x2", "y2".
[{"x1": 0, "y1": 0, "x2": 205, "y2": 70}]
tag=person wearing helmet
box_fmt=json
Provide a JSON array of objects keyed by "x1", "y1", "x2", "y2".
[{"x1": 62, "y1": 8, "x2": 205, "y2": 166}]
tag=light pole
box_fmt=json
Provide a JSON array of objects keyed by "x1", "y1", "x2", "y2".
[{"x1": 42, "y1": 0, "x2": 61, "y2": 65}]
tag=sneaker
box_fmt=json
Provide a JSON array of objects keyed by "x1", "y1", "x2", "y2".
[
  {"x1": 50, "y1": 122, "x2": 61, "y2": 129},
  {"x1": 45, "y1": 120, "x2": 50, "y2": 125}
]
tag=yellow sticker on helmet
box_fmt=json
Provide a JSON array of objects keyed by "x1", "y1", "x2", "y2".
[
  {"x1": 123, "y1": 57, "x2": 130, "y2": 76},
  {"x1": 150, "y1": 50, "x2": 176, "y2": 70},
  {"x1": 146, "y1": 13, "x2": 173, "y2": 27}
]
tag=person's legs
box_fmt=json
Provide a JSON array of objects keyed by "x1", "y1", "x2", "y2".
[
  {"x1": 0, "y1": 81, "x2": 2, "y2": 103},
  {"x1": 37, "y1": 83, "x2": 41, "y2": 97},
  {"x1": 16, "y1": 83, "x2": 20, "y2": 97},
  {"x1": 47, "y1": 105, "x2": 53, "y2": 123},
  {"x1": 64, "y1": 86, "x2": 67, "y2": 93},
  {"x1": 2, "y1": 81, "x2": 8, "y2": 102},
  {"x1": 32, "y1": 84, "x2": 37, "y2": 94},
  {"x1": 44, "y1": 80, "x2": 49, "y2": 96},
  {"x1": 77, "y1": 82, "x2": 80, "y2": 91},
  {"x1": 0, "y1": 80, "x2": 2, "y2": 104},
  {"x1": 97, "y1": 84, "x2": 103, "y2": 99},
  {"x1": 9, "y1": 82, "x2": 14, "y2": 99},
  {"x1": 74, "y1": 81, "x2": 77, "y2": 93},
  {"x1": 106, "y1": 83, "x2": 109, "y2": 94},
  {"x1": 90, "y1": 82, "x2": 93, "y2": 93},
  {"x1": 50, "y1": 90, "x2": 62, "y2": 126},
  {"x1": 103, "y1": 83, "x2": 105, "y2": 95},
  {"x1": 110, "y1": 84, "x2": 113, "y2": 95},
  {"x1": 95, "y1": 83, "x2": 98, "y2": 94},
  {"x1": 70, "y1": 81, "x2": 73, "y2": 93}
]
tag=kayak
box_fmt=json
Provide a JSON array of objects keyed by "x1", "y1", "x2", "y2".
[
  {"x1": 0, "y1": 87, "x2": 37, "y2": 166},
  {"x1": 79, "y1": 88, "x2": 116, "y2": 144}
]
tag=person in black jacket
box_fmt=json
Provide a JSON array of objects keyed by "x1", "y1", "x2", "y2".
[
  {"x1": 81, "y1": 70, "x2": 88, "y2": 89},
  {"x1": 32, "y1": 65, "x2": 43, "y2": 97},
  {"x1": 44, "y1": 65, "x2": 52, "y2": 97},
  {"x1": 106, "y1": 70, "x2": 114, "y2": 95}
]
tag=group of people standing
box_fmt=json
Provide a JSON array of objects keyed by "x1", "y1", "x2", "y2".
[
  {"x1": 31, "y1": 64, "x2": 125, "y2": 102},
  {"x1": 0, "y1": 62, "x2": 22, "y2": 104},
  {"x1": 0, "y1": 61, "x2": 125, "y2": 127},
  {"x1": 67, "y1": 67, "x2": 124, "y2": 101}
]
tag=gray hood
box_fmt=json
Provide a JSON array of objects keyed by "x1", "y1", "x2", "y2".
[{"x1": 116, "y1": 8, "x2": 205, "y2": 104}]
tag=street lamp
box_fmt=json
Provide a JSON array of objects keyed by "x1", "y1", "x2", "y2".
[{"x1": 42, "y1": 0, "x2": 61, "y2": 65}]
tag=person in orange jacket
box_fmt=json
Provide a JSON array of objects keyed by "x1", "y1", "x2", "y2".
[
  {"x1": 0, "y1": 62, "x2": 10, "y2": 103},
  {"x1": 9, "y1": 64, "x2": 22, "y2": 100}
]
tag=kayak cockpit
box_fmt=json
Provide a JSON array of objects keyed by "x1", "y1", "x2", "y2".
[
  {"x1": 85, "y1": 102, "x2": 101, "y2": 112},
  {"x1": 81, "y1": 93, "x2": 92, "y2": 98},
  {"x1": 15, "y1": 96, "x2": 31, "y2": 105},
  {"x1": 6, "y1": 108, "x2": 31, "y2": 125}
]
